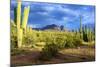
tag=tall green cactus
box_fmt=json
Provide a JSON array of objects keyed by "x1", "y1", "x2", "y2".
[
  {"x1": 79, "y1": 15, "x2": 94, "y2": 42},
  {"x1": 17, "y1": 0, "x2": 21, "y2": 48},
  {"x1": 88, "y1": 28, "x2": 93, "y2": 42},
  {"x1": 83, "y1": 25, "x2": 94, "y2": 42},
  {"x1": 79, "y1": 15, "x2": 83, "y2": 40},
  {"x1": 83, "y1": 25, "x2": 88, "y2": 42},
  {"x1": 22, "y1": 6, "x2": 30, "y2": 33},
  {"x1": 16, "y1": 0, "x2": 30, "y2": 48},
  {"x1": 14, "y1": 7, "x2": 17, "y2": 25}
]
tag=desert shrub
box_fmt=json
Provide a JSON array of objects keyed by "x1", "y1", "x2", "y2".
[
  {"x1": 36, "y1": 31, "x2": 47, "y2": 42},
  {"x1": 64, "y1": 33, "x2": 83, "y2": 48},
  {"x1": 72, "y1": 34, "x2": 83, "y2": 47},
  {"x1": 73, "y1": 37, "x2": 82, "y2": 47},
  {"x1": 44, "y1": 32, "x2": 54, "y2": 43},
  {"x1": 65, "y1": 36, "x2": 75, "y2": 48},
  {"x1": 11, "y1": 34, "x2": 17, "y2": 48},
  {"x1": 44, "y1": 32, "x2": 67, "y2": 49},
  {"x1": 22, "y1": 32, "x2": 37, "y2": 47},
  {"x1": 36, "y1": 32, "x2": 43, "y2": 42},
  {"x1": 40, "y1": 42, "x2": 59, "y2": 60},
  {"x1": 11, "y1": 22, "x2": 17, "y2": 48},
  {"x1": 53, "y1": 36, "x2": 66, "y2": 48}
]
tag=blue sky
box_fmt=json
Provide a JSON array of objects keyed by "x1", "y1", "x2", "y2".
[{"x1": 10, "y1": 0, "x2": 95, "y2": 30}]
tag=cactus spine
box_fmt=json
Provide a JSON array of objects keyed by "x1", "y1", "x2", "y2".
[{"x1": 16, "y1": 0, "x2": 30, "y2": 48}]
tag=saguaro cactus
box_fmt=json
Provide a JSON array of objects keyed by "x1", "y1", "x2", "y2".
[
  {"x1": 79, "y1": 15, "x2": 83, "y2": 40},
  {"x1": 82, "y1": 25, "x2": 94, "y2": 42},
  {"x1": 22, "y1": 6, "x2": 30, "y2": 33},
  {"x1": 83, "y1": 26, "x2": 88, "y2": 42},
  {"x1": 17, "y1": 0, "x2": 21, "y2": 48},
  {"x1": 14, "y1": 7, "x2": 17, "y2": 25},
  {"x1": 16, "y1": 0, "x2": 30, "y2": 48}
]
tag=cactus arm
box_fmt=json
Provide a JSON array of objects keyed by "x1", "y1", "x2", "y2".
[
  {"x1": 22, "y1": 6, "x2": 30, "y2": 32},
  {"x1": 17, "y1": 1, "x2": 21, "y2": 30}
]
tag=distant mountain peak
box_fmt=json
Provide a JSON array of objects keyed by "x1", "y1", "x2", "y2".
[{"x1": 32, "y1": 24, "x2": 67, "y2": 31}]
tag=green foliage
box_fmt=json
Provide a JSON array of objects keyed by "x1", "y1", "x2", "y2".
[
  {"x1": 11, "y1": 22, "x2": 17, "y2": 48},
  {"x1": 79, "y1": 15, "x2": 83, "y2": 40},
  {"x1": 11, "y1": 20, "x2": 95, "y2": 49},
  {"x1": 11, "y1": 34, "x2": 17, "y2": 48},
  {"x1": 73, "y1": 37, "x2": 82, "y2": 47},
  {"x1": 22, "y1": 31, "x2": 37, "y2": 47},
  {"x1": 40, "y1": 42, "x2": 59, "y2": 60},
  {"x1": 65, "y1": 35, "x2": 75, "y2": 48},
  {"x1": 14, "y1": 7, "x2": 17, "y2": 25},
  {"x1": 54, "y1": 36, "x2": 66, "y2": 48},
  {"x1": 36, "y1": 32, "x2": 45, "y2": 42},
  {"x1": 83, "y1": 27, "x2": 95, "y2": 42}
]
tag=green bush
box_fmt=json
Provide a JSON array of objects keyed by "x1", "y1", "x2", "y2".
[
  {"x1": 22, "y1": 32, "x2": 37, "y2": 47},
  {"x1": 53, "y1": 36, "x2": 66, "y2": 48},
  {"x1": 44, "y1": 32, "x2": 67, "y2": 49},
  {"x1": 73, "y1": 37, "x2": 82, "y2": 47},
  {"x1": 65, "y1": 36, "x2": 75, "y2": 48},
  {"x1": 11, "y1": 34, "x2": 17, "y2": 48},
  {"x1": 40, "y1": 42, "x2": 59, "y2": 60},
  {"x1": 11, "y1": 22, "x2": 17, "y2": 48}
]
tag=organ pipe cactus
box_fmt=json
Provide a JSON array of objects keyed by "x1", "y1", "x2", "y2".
[
  {"x1": 83, "y1": 25, "x2": 94, "y2": 42},
  {"x1": 16, "y1": 0, "x2": 30, "y2": 48}
]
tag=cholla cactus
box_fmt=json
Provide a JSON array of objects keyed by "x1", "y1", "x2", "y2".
[{"x1": 16, "y1": 0, "x2": 30, "y2": 48}]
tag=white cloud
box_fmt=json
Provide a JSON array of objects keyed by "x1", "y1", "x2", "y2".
[
  {"x1": 58, "y1": 6, "x2": 80, "y2": 17},
  {"x1": 43, "y1": 4, "x2": 80, "y2": 19}
]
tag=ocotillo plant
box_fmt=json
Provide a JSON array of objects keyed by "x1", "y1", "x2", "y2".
[{"x1": 16, "y1": 0, "x2": 30, "y2": 48}]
